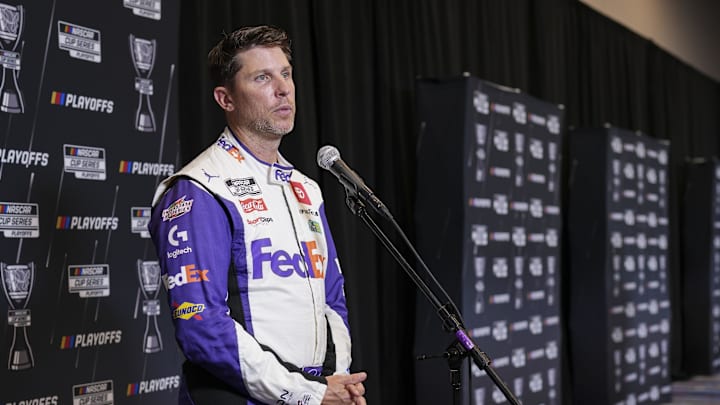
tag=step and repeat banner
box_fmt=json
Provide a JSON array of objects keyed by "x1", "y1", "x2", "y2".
[
  {"x1": 682, "y1": 160, "x2": 720, "y2": 376},
  {"x1": 568, "y1": 127, "x2": 672, "y2": 404},
  {"x1": 0, "y1": 1, "x2": 181, "y2": 404},
  {"x1": 414, "y1": 77, "x2": 563, "y2": 405}
]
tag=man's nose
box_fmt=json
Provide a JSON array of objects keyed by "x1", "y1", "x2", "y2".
[{"x1": 276, "y1": 78, "x2": 291, "y2": 97}]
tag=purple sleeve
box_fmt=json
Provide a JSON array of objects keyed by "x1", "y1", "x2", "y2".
[{"x1": 149, "y1": 178, "x2": 250, "y2": 394}]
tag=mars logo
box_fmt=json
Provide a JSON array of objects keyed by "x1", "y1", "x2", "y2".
[
  {"x1": 251, "y1": 238, "x2": 325, "y2": 279},
  {"x1": 57, "y1": 21, "x2": 101, "y2": 63},
  {"x1": 291, "y1": 181, "x2": 311, "y2": 205}
]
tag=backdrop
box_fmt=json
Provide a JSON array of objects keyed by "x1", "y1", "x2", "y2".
[
  {"x1": 177, "y1": 1, "x2": 720, "y2": 403},
  {"x1": 0, "y1": 0, "x2": 181, "y2": 404}
]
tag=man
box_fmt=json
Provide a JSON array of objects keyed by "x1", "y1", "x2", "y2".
[{"x1": 149, "y1": 25, "x2": 367, "y2": 404}]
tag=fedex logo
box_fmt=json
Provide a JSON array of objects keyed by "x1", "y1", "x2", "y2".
[
  {"x1": 274, "y1": 168, "x2": 292, "y2": 183},
  {"x1": 217, "y1": 137, "x2": 244, "y2": 162},
  {"x1": 163, "y1": 264, "x2": 209, "y2": 290},
  {"x1": 251, "y1": 238, "x2": 325, "y2": 279}
]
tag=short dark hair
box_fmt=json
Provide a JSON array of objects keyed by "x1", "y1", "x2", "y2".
[{"x1": 208, "y1": 25, "x2": 292, "y2": 87}]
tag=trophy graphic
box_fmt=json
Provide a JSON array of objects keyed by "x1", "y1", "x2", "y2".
[
  {"x1": 129, "y1": 34, "x2": 156, "y2": 132},
  {"x1": 1, "y1": 262, "x2": 34, "y2": 370},
  {"x1": 137, "y1": 260, "x2": 162, "y2": 353},
  {"x1": 0, "y1": 3, "x2": 25, "y2": 113}
]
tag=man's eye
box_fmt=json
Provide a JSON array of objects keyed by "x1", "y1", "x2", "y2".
[
  {"x1": 255, "y1": 74, "x2": 268, "y2": 82},
  {"x1": 282, "y1": 71, "x2": 291, "y2": 78}
]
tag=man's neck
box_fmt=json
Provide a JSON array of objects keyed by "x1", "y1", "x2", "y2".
[{"x1": 229, "y1": 124, "x2": 282, "y2": 164}]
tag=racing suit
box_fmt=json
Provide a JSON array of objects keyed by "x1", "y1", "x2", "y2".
[{"x1": 149, "y1": 128, "x2": 352, "y2": 405}]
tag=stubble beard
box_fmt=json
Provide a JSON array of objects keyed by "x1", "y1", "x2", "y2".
[{"x1": 253, "y1": 118, "x2": 294, "y2": 138}]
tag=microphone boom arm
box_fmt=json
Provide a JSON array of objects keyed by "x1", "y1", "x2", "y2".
[{"x1": 342, "y1": 192, "x2": 520, "y2": 405}]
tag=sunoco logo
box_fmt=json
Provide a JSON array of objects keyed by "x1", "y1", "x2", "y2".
[
  {"x1": 56, "y1": 216, "x2": 118, "y2": 230},
  {"x1": 50, "y1": 91, "x2": 114, "y2": 113},
  {"x1": 119, "y1": 160, "x2": 174, "y2": 176},
  {"x1": 172, "y1": 302, "x2": 205, "y2": 320},
  {"x1": 126, "y1": 376, "x2": 181, "y2": 397},
  {"x1": 59, "y1": 330, "x2": 122, "y2": 349}
]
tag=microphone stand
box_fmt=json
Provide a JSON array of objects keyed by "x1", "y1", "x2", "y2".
[{"x1": 342, "y1": 191, "x2": 521, "y2": 405}]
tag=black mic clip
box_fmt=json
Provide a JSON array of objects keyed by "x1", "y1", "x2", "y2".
[{"x1": 344, "y1": 187, "x2": 366, "y2": 217}]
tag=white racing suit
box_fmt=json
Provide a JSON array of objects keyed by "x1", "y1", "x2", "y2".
[{"x1": 149, "y1": 128, "x2": 352, "y2": 405}]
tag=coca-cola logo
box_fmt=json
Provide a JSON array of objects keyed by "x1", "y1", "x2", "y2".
[{"x1": 239, "y1": 198, "x2": 267, "y2": 213}]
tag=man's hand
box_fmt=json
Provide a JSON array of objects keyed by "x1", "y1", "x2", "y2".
[{"x1": 322, "y1": 372, "x2": 367, "y2": 404}]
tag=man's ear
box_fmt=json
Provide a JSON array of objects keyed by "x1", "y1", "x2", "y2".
[{"x1": 213, "y1": 86, "x2": 235, "y2": 112}]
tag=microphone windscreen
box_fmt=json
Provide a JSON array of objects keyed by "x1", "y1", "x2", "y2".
[{"x1": 316, "y1": 145, "x2": 341, "y2": 170}]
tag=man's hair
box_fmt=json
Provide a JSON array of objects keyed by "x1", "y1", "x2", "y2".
[{"x1": 208, "y1": 25, "x2": 292, "y2": 87}]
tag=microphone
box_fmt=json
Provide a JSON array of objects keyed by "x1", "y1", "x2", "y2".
[{"x1": 316, "y1": 145, "x2": 392, "y2": 220}]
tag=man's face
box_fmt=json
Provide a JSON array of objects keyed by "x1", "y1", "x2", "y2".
[{"x1": 227, "y1": 46, "x2": 295, "y2": 137}]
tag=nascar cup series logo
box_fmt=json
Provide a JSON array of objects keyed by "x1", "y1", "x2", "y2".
[
  {"x1": 63, "y1": 144, "x2": 106, "y2": 180},
  {"x1": 131, "y1": 207, "x2": 151, "y2": 238},
  {"x1": 0, "y1": 2, "x2": 25, "y2": 113},
  {"x1": 0, "y1": 202, "x2": 39, "y2": 238},
  {"x1": 137, "y1": 260, "x2": 162, "y2": 353},
  {"x1": 124, "y1": 0, "x2": 161, "y2": 20},
  {"x1": 1, "y1": 262, "x2": 34, "y2": 370},
  {"x1": 129, "y1": 34, "x2": 156, "y2": 132},
  {"x1": 57, "y1": 20, "x2": 101, "y2": 63},
  {"x1": 73, "y1": 380, "x2": 114, "y2": 405},
  {"x1": 68, "y1": 264, "x2": 110, "y2": 297}
]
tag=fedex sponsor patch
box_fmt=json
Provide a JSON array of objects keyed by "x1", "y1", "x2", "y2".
[{"x1": 251, "y1": 238, "x2": 325, "y2": 279}]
